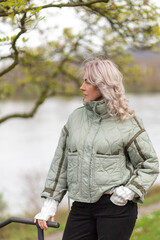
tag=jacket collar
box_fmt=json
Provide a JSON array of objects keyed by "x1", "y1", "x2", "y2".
[{"x1": 83, "y1": 99, "x2": 110, "y2": 118}]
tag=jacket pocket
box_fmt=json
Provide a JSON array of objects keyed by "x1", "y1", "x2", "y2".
[
  {"x1": 67, "y1": 152, "x2": 79, "y2": 183},
  {"x1": 94, "y1": 154, "x2": 121, "y2": 185}
]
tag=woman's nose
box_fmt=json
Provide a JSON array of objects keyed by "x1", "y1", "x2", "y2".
[{"x1": 80, "y1": 82, "x2": 85, "y2": 91}]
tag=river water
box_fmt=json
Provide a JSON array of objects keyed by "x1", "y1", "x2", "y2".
[{"x1": 0, "y1": 95, "x2": 160, "y2": 215}]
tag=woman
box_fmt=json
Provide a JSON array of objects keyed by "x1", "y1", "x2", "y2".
[{"x1": 34, "y1": 58, "x2": 159, "y2": 240}]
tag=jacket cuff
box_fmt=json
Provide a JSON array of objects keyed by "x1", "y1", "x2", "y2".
[{"x1": 126, "y1": 184, "x2": 144, "y2": 203}]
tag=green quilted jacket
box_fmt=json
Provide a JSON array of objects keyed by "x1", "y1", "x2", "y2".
[{"x1": 41, "y1": 99, "x2": 159, "y2": 203}]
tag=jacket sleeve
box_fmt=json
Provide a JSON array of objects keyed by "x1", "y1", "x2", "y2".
[
  {"x1": 41, "y1": 123, "x2": 69, "y2": 202},
  {"x1": 125, "y1": 117, "x2": 159, "y2": 203}
]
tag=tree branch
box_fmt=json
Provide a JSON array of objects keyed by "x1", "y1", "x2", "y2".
[
  {"x1": 0, "y1": 86, "x2": 49, "y2": 124},
  {"x1": 0, "y1": 0, "x2": 109, "y2": 17},
  {"x1": 0, "y1": 50, "x2": 75, "y2": 123},
  {"x1": 85, "y1": 4, "x2": 130, "y2": 40},
  {"x1": 0, "y1": 55, "x2": 12, "y2": 60},
  {"x1": 0, "y1": 13, "x2": 27, "y2": 77},
  {"x1": 32, "y1": 0, "x2": 110, "y2": 10}
]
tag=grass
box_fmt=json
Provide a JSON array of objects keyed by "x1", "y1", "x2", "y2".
[
  {"x1": 131, "y1": 210, "x2": 160, "y2": 240},
  {"x1": 141, "y1": 184, "x2": 160, "y2": 207},
  {"x1": 129, "y1": 185, "x2": 160, "y2": 240}
]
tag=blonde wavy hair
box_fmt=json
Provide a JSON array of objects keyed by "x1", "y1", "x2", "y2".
[{"x1": 84, "y1": 58, "x2": 135, "y2": 121}]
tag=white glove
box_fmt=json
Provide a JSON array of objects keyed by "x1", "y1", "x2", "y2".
[
  {"x1": 34, "y1": 198, "x2": 59, "y2": 221},
  {"x1": 110, "y1": 186, "x2": 136, "y2": 206}
]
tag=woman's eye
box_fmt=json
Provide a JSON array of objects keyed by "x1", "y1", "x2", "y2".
[{"x1": 85, "y1": 79, "x2": 90, "y2": 84}]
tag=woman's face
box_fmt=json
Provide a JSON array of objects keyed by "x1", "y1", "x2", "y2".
[{"x1": 80, "y1": 75, "x2": 103, "y2": 102}]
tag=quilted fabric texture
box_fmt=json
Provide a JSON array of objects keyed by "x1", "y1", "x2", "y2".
[{"x1": 41, "y1": 99, "x2": 159, "y2": 204}]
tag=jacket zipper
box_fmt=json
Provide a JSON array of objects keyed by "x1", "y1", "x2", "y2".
[{"x1": 89, "y1": 116, "x2": 102, "y2": 202}]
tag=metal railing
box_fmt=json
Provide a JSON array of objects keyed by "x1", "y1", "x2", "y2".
[{"x1": 0, "y1": 217, "x2": 60, "y2": 240}]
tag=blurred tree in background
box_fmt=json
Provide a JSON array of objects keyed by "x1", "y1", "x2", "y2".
[
  {"x1": 22, "y1": 171, "x2": 46, "y2": 214},
  {"x1": 0, "y1": 193, "x2": 7, "y2": 217},
  {"x1": 0, "y1": 0, "x2": 160, "y2": 123}
]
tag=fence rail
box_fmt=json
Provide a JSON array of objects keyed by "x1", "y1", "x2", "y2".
[{"x1": 0, "y1": 217, "x2": 60, "y2": 240}]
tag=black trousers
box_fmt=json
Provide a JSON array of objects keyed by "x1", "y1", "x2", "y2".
[{"x1": 62, "y1": 194, "x2": 137, "y2": 240}]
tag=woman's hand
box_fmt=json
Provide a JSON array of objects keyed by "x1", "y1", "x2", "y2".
[
  {"x1": 34, "y1": 198, "x2": 59, "y2": 230},
  {"x1": 34, "y1": 216, "x2": 55, "y2": 231},
  {"x1": 110, "y1": 186, "x2": 136, "y2": 206}
]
